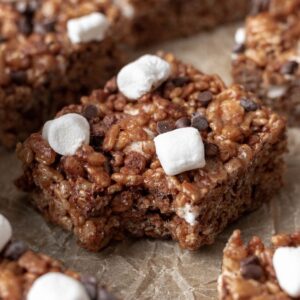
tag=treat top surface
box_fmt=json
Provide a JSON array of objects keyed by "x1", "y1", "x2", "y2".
[
  {"x1": 219, "y1": 230, "x2": 300, "y2": 300},
  {"x1": 233, "y1": 0, "x2": 300, "y2": 86},
  {"x1": 19, "y1": 52, "x2": 286, "y2": 208}
]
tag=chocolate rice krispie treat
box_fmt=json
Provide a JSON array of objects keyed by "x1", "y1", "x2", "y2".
[
  {"x1": 0, "y1": 213, "x2": 117, "y2": 300},
  {"x1": 16, "y1": 53, "x2": 287, "y2": 252},
  {"x1": 232, "y1": 0, "x2": 300, "y2": 126},
  {"x1": 119, "y1": 0, "x2": 250, "y2": 46},
  {"x1": 0, "y1": 0, "x2": 125, "y2": 149},
  {"x1": 218, "y1": 230, "x2": 300, "y2": 299}
]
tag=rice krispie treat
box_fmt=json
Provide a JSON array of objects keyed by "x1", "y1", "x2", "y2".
[
  {"x1": 0, "y1": 0, "x2": 125, "y2": 149},
  {"x1": 118, "y1": 0, "x2": 250, "y2": 46},
  {"x1": 0, "y1": 213, "x2": 117, "y2": 300},
  {"x1": 218, "y1": 230, "x2": 300, "y2": 299},
  {"x1": 232, "y1": 0, "x2": 300, "y2": 126},
  {"x1": 16, "y1": 53, "x2": 286, "y2": 252}
]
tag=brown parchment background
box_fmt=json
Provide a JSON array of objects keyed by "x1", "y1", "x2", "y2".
[{"x1": 1, "y1": 23, "x2": 300, "y2": 300}]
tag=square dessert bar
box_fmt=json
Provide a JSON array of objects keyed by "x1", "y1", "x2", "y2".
[
  {"x1": 0, "y1": 0, "x2": 125, "y2": 148},
  {"x1": 17, "y1": 53, "x2": 286, "y2": 252},
  {"x1": 0, "y1": 214, "x2": 116, "y2": 300},
  {"x1": 232, "y1": 0, "x2": 300, "y2": 126},
  {"x1": 120, "y1": 0, "x2": 251, "y2": 46},
  {"x1": 218, "y1": 230, "x2": 300, "y2": 299}
]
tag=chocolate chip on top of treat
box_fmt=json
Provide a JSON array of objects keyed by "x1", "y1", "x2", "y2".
[
  {"x1": 34, "y1": 20, "x2": 56, "y2": 34},
  {"x1": 251, "y1": 0, "x2": 270, "y2": 15},
  {"x1": 83, "y1": 104, "x2": 99, "y2": 120},
  {"x1": 197, "y1": 91, "x2": 213, "y2": 106},
  {"x1": 0, "y1": 36, "x2": 7, "y2": 44},
  {"x1": 280, "y1": 61, "x2": 299, "y2": 75},
  {"x1": 11, "y1": 70, "x2": 27, "y2": 85},
  {"x1": 18, "y1": 17, "x2": 33, "y2": 35},
  {"x1": 240, "y1": 97, "x2": 259, "y2": 112},
  {"x1": 204, "y1": 142, "x2": 219, "y2": 157},
  {"x1": 240, "y1": 255, "x2": 264, "y2": 280},
  {"x1": 232, "y1": 43, "x2": 245, "y2": 54},
  {"x1": 157, "y1": 120, "x2": 175, "y2": 134},
  {"x1": 191, "y1": 113, "x2": 209, "y2": 131},
  {"x1": 175, "y1": 117, "x2": 191, "y2": 129},
  {"x1": 3, "y1": 240, "x2": 28, "y2": 260},
  {"x1": 172, "y1": 76, "x2": 191, "y2": 87}
]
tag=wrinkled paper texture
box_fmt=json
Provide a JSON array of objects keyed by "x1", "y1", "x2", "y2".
[{"x1": 1, "y1": 24, "x2": 299, "y2": 300}]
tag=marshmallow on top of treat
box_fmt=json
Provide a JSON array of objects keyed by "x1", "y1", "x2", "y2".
[
  {"x1": 117, "y1": 54, "x2": 171, "y2": 100},
  {"x1": 0, "y1": 214, "x2": 12, "y2": 252},
  {"x1": 235, "y1": 27, "x2": 246, "y2": 45},
  {"x1": 273, "y1": 247, "x2": 300, "y2": 298},
  {"x1": 67, "y1": 12, "x2": 110, "y2": 44},
  {"x1": 177, "y1": 204, "x2": 200, "y2": 226},
  {"x1": 27, "y1": 273, "x2": 90, "y2": 300},
  {"x1": 42, "y1": 113, "x2": 90, "y2": 156},
  {"x1": 154, "y1": 127, "x2": 205, "y2": 176}
]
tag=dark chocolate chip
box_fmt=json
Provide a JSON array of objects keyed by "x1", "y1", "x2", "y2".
[
  {"x1": 34, "y1": 20, "x2": 56, "y2": 34},
  {"x1": 280, "y1": 61, "x2": 299, "y2": 75},
  {"x1": 197, "y1": 91, "x2": 213, "y2": 106},
  {"x1": 204, "y1": 142, "x2": 219, "y2": 157},
  {"x1": 18, "y1": 17, "x2": 33, "y2": 35},
  {"x1": 83, "y1": 105, "x2": 98, "y2": 120},
  {"x1": 241, "y1": 255, "x2": 260, "y2": 267},
  {"x1": 0, "y1": 36, "x2": 7, "y2": 44},
  {"x1": 157, "y1": 120, "x2": 175, "y2": 134},
  {"x1": 3, "y1": 240, "x2": 28, "y2": 260},
  {"x1": 97, "y1": 288, "x2": 117, "y2": 300},
  {"x1": 191, "y1": 114, "x2": 209, "y2": 131},
  {"x1": 172, "y1": 76, "x2": 190, "y2": 87},
  {"x1": 81, "y1": 275, "x2": 98, "y2": 300},
  {"x1": 241, "y1": 264, "x2": 264, "y2": 280},
  {"x1": 240, "y1": 98, "x2": 259, "y2": 112},
  {"x1": 175, "y1": 117, "x2": 191, "y2": 128},
  {"x1": 232, "y1": 43, "x2": 245, "y2": 54},
  {"x1": 251, "y1": 0, "x2": 270, "y2": 15},
  {"x1": 11, "y1": 70, "x2": 27, "y2": 85}
]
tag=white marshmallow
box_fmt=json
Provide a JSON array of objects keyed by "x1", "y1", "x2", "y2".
[
  {"x1": 42, "y1": 113, "x2": 90, "y2": 156},
  {"x1": 177, "y1": 204, "x2": 200, "y2": 226},
  {"x1": 67, "y1": 12, "x2": 110, "y2": 44},
  {"x1": 0, "y1": 214, "x2": 12, "y2": 252},
  {"x1": 267, "y1": 85, "x2": 287, "y2": 99},
  {"x1": 117, "y1": 55, "x2": 171, "y2": 100},
  {"x1": 27, "y1": 273, "x2": 89, "y2": 300},
  {"x1": 113, "y1": 0, "x2": 135, "y2": 18},
  {"x1": 273, "y1": 247, "x2": 300, "y2": 298},
  {"x1": 235, "y1": 27, "x2": 246, "y2": 45},
  {"x1": 154, "y1": 127, "x2": 205, "y2": 176}
]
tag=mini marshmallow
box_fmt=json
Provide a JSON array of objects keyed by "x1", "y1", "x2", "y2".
[
  {"x1": 235, "y1": 27, "x2": 246, "y2": 45},
  {"x1": 67, "y1": 12, "x2": 110, "y2": 44},
  {"x1": 0, "y1": 214, "x2": 12, "y2": 252},
  {"x1": 117, "y1": 54, "x2": 171, "y2": 100},
  {"x1": 154, "y1": 127, "x2": 205, "y2": 176},
  {"x1": 42, "y1": 113, "x2": 90, "y2": 156},
  {"x1": 273, "y1": 247, "x2": 300, "y2": 298},
  {"x1": 27, "y1": 273, "x2": 90, "y2": 300},
  {"x1": 267, "y1": 85, "x2": 287, "y2": 99},
  {"x1": 177, "y1": 204, "x2": 200, "y2": 226}
]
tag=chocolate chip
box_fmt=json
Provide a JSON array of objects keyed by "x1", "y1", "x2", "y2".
[
  {"x1": 11, "y1": 70, "x2": 27, "y2": 85},
  {"x1": 232, "y1": 43, "x2": 245, "y2": 54},
  {"x1": 191, "y1": 114, "x2": 209, "y2": 131},
  {"x1": 251, "y1": 0, "x2": 270, "y2": 15},
  {"x1": 157, "y1": 120, "x2": 175, "y2": 134},
  {"x1": 196, "y1": 91, "x2": 213, "y2": 106},
  {"x1": 241, "y1": 264, "x2": 264, "y2": 280},
  {"x1": 34, "y1": 20, "x2": 56, "y2": 34},
  {"x1": 81, "y1": 275, "x2": 97, "y2": 300},
  {"x1": 3, "y1": 240, "x2": 28, "y2": 260},
  {"x1": 18, "y1": 17, "x2": 33, "y2": 35},
  {"x1": 0, "y1": 36, "x2": 7, "y2": 44},
  {"x1": 240, "y1": 98, "x2": 259, "y2": 112},
  {"x1": 241, "y1": 255, "x2": 260, "y2": 267},
  {"x1": 97, "y1": 288, "x2": 117, "y2": 300},
  {"x1": 172, "y1": 76, "x2": 190, "y2": 87},
  {"x1": 204, "y1": 142, "x2": 219, "y2": 157},
  {"x1": 175, "y1": 117, "x2": 191, "y2": 128},
  {"x1": 280, "y1": 61, "x2": 299, "y2": 75},
  {"x1": 83, "y1": 105, "x2": 98, "y2": 120}
]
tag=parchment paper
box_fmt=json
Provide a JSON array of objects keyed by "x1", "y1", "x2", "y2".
[{"x1": 1, "y1": 23, "x2": 300, "y2": 300}]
